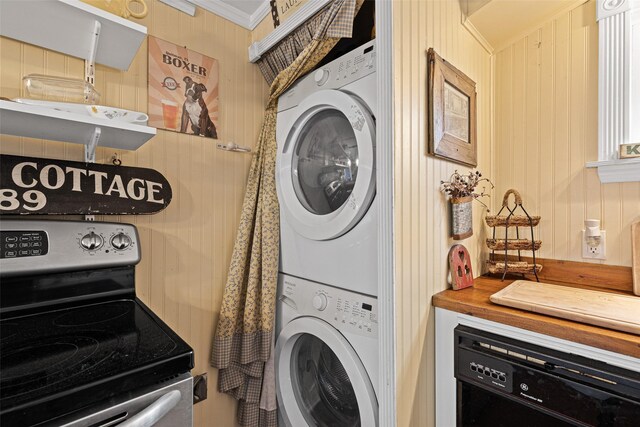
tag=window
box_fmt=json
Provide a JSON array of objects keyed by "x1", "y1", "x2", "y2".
[{"x1": 586, "y1": 0, "x2": 640, "y2": 183}]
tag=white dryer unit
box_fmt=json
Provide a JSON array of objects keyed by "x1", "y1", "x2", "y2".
[
  {"x1": 276, "y1": 40, "x2": 377, "y2": 297},
  {"x1": 275, "y1": 274, "x2": 378, "y2": 427}
]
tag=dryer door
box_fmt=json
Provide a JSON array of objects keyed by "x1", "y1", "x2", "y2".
[
  {"x1": 275, "y1": 317, "x2": 378, "y2": 427},
  {"x1": 277, "y1": 89, "x2": 376, "y2": 241}
]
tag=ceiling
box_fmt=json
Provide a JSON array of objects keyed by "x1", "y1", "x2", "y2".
[{"x1": 462, "y1": 0, "x2": 588, "y2": 50}]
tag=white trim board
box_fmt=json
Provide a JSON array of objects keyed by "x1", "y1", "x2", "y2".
[
  {"x1": 376, "y1": 0, "x2": 396, "y2": 426},
  {"x1": 189, "y1": 0, "x2": 270, "y2": 30},
  {"x1": 586, "y1": 158, "x2": 640, "y2": 183},
  {"x1": 248, "y1": 0, "x2": 332, "y2": 62}
]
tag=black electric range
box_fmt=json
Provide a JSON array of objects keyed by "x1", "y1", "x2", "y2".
[{"x1": 0, "y1": 220, "x2": 194, "y2": 427}]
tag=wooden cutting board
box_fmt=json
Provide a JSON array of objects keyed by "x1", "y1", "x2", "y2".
[
  {"x1": 633, "y1": 220, "x2": 640, "y2": 296},
  {"x1": 490, "y1": 280, "x2": 640, "y2": 335}
]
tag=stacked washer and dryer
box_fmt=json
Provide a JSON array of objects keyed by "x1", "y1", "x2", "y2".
[{"x1": 274, "y1": 40, "x2": 379, "y2": 426}]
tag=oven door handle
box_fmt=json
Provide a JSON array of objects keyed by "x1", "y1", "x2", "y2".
[{"x1": 118, "y1": 390, "x2": 182, "y2": 427}]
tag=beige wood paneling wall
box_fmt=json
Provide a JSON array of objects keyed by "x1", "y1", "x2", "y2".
[
  {"x1": 494, "y1": 0, "x2": 640, "y2": 267},
  {"x1": 392, "y1": 1, "x2": 493, "y2": 426},
  {"x1": 0, "y1": 2, "x2": 269, "y2": 426}
]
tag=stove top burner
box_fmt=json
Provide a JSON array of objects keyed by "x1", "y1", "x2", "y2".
[
  {"x1": 0, "y1": 299, "x2": 192, "y2": 426},
  {"x1": 54, "y1": 303, "x2": 132, "y2": 327},
  {"x1": 1, "y1": 333, "x2": 115, "y2": 398},
  {"x1": 0, "y1": 323, "x2": 18, "y2": 343}
]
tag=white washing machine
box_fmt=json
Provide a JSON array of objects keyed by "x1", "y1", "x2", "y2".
[
  {"x1": 276, "y1": 40, "x2": 378, "y2": 297},
  {"x1": 275, "y1": 273, "x2": 378, "y2": 427}
]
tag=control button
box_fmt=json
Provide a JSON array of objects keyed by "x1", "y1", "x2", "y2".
[
  {"x1": 80, "y1": 232, "x2": 104, "y2": 251},
  {"x1": 314, "y1": 69, "x2": 330, "y2": 86},
  {"x1": 491, "y1": 372, "x2": 498, "y2": 379},
  {"x1": 491, "y1": 345, "x2": 508, "y2": 354},
  {"x1": 33, "y1": 235, "x2": 42, "y2": 241},
  {"x1": 19, "y1": 250, "x2": 30, "y2": 256},
  {"x1": 31, "y1": 249, "x2": 41, "y2": 255},
  {"x1": 483, "y1": 369, "x2": 490, "y2": 376},
  {"x1": 5, "y1": 243, "x2": 16, "y2": 249},
  {"x1": 312, "y1": 294, "x2": 328, "y2": 311},
  {"x1": 31, "y1": 242, "x2": 42, "y2": 248},
  {"x1": 508, "y1": 350, "x2": 527, "y2": 360},
  {"x1": 5, "y1": 251, "x2": 16, "y2": 257},
  {"x1": 5, "y1": 237, "x2": 17, "y2": 243},
  {"x1": 20, "y1": 236, "x2": 30, "y2": 242},
  {"x1": 111, "y1": 233, "x2": 132, "y2": 250},
  {"x1": 19, "y1": 243, "x2": 30, "y2": 248},
  {"x1": 527, "y1": 356, "x2": 546, "y2": 365},
  {"x1": 498, "y1": 375, "x2": 507, "y2": 382},
  {"x1": 470, "y1": 363, "x2": 477, "y2": 372}
]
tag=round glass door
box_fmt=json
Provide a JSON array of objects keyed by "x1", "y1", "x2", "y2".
[
  {"x1": 292, "y1": 334, "x2": 360, "y2": 426},
  {"x1": 293, "y1": 109, "x2": 359, "y2": 215},
  {"x1": 277, "y1": 89, "x2": 376, "y2": 241},
  {"x1": 276, "y1": 317, "x2": 378, "y2": 427}
]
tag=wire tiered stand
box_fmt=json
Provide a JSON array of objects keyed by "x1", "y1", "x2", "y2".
[{"x1": 485, "y1": 189, "x2": 542, "y2": 281}]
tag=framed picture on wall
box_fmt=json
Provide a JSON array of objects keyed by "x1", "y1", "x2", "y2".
[
  {"x1": 427, "y1": 48, "x2": 477, "y2": 167},
  {"x1": 148, "y1": 36, "x2": 219, "y2": 139}
]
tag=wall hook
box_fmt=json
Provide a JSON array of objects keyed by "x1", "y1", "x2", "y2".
[{"x1": 216, "y1": 142, "x2": 251, "y2": 153}]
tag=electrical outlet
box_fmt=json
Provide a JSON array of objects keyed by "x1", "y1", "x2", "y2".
[{"x1": 582, "y1": 230, "x2": 606, "y2": 259}]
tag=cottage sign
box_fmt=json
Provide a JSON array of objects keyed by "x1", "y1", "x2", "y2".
[{"x1": 0, "y1": 155, "x2": 172, "y2": 215}]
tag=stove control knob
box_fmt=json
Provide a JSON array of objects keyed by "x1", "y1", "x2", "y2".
[
  {"x1": 81, "y1": 232, "x2": 104, "y2": 251},
  {"x1": 312, "y1": 294, "x2": 328, "y2": 311},
  {"x1": 111, "y1": 233, "x2": 132, "y2": 250},
  {"x1": 314, "y1": 69, "x2": 330, "y2": 86}
]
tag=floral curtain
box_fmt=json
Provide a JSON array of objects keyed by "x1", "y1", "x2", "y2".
[{"x1": 210, "y1": 1, "x2": 364, "y2": 426}]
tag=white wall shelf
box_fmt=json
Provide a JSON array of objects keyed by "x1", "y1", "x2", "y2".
[
  {"x1": 0, "y1": 0, "x2": 147, "y2": 71},
  {"x1": 586, "y1": 158, "x2": 640, "y2": 183},
  {"x1": 248, "y1": 0, "x2": 332, "y2": 63},
  {"x1": 0, "y1": 100, "x2": 156, "y2": 151}
]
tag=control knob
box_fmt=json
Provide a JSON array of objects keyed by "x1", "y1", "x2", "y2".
[
  {"x1": 312, "y1": 294, "x2": 328, "y2": 311},
  {"x1": 314, "y1": 69, "x2": 330, "y2": 86},
  {"x1": 80, "y1": 231, "x2": 103, "y2": 251},
  {"x1": 111, "y1": 233, "x2": 132, "y2": 250}
]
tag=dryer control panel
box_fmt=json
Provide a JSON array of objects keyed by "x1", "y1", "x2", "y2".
[
  {"x1": 279, "y1": 274, "x2": 378, "y2": 338},
  {"x1": 278, "y1": 40, "x2": 376, "y2": 112}
]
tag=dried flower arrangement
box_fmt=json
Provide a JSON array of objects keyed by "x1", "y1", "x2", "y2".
[{"x1": 441, "y1": 170, "x2": 494, "y2": 211}]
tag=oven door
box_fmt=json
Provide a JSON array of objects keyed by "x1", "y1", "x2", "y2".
[{"x1": 54, "y1": 373, "x2": 192, "y2": 427}]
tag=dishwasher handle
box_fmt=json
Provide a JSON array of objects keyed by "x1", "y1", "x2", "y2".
[{"x1": 118, "y1": 390, "x2": 182, "y2": 427}]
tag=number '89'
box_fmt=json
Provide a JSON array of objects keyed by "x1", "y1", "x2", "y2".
[{"x1": 0, "y1": 189, "x2": 47, "y2": 211}]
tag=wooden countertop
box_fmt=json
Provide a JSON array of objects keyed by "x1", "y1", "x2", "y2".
[{"x1": 432, "y1": 276, "x2": 640, "y2": 358}]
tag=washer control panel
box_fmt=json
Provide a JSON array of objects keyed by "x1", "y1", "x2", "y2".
[
  {"x1": 280, "y1": 275, "x2": 378, "y2": 338},
  {"x1": 0, "y1": 220, "x2": 140, "y2": 277}
]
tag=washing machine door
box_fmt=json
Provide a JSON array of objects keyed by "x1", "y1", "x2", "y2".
[
  {"x1": 277, "y1": 89, "x2": 376, "y2": 241},
  {"x1": 276, "y1": 317, "x2": 378, "y2": 427}
]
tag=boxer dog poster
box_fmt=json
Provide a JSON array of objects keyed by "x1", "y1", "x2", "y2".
[{"x1": 148, "y1": 36, "x2": 219, "y2": 139}]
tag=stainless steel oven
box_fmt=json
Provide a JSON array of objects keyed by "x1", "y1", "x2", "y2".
[
  {"x1": 455, "y1": 325, "x2": 640, "y2": 427},
  {"x1": 0, "y1": 220, "x2": 194, "y2": 427}
]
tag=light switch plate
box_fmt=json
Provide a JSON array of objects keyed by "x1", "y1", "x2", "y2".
[{"x1": 582, "y1": 230, "x2": 606, "y2": 260}]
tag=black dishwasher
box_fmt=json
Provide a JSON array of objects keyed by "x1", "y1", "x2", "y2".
[{"x1": 454, "y1": 325, "x2": 640, "y2": 427}]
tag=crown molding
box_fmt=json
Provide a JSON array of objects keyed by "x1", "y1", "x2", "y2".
[
  {"x1": 189, "y1": 0, "x2": 269, "y2": 30},
  {"x1": 249, "y1": 1, "x2": 271, "y2": 29}
]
